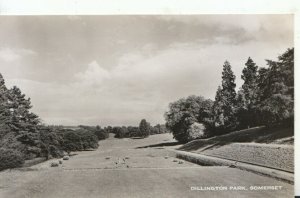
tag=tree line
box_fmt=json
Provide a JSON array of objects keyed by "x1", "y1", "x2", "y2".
[
  {"x1": 0, "y1": 76, "x2": 102, "y2": 170},
  {"x1": 112, "y1": 121, "x2": 168, "y2": 138},
  {"x1": 165, "y1": 48, "x2": 294, "y2": 143},
  {"x1": 82, "y1": 119, "x2": 169, "y2": 139},
  {"x1": 0, "y1": 72, "x2": 168, "y2": 170}
]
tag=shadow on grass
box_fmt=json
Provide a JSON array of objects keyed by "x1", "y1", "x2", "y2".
[
  {"x1": 130, "y1": 137, "x2": 145, "y2": 139},
  {"x1": 135, "y1": 142, "x2": 182, "y2": 149}
]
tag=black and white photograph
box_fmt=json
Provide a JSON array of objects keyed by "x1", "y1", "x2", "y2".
[{"x1": 0, "y1": 13, "x2": 295, "y2": 197}]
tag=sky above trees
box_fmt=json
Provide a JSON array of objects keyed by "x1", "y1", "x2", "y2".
[{"x1": 0, "y1": 15, "x2": 293, "y2": 126}]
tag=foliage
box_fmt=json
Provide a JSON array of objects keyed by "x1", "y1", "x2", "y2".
[
  {"x1": 112, "y1": 123, "x2": 168, "y2": 139},
  {"x1": 256, "y1": 48, "x2": 294, "y2": 126},
  {"x1": 60, "y1": 129, "x2": 99, "y2": 153},
  {"x1": 186, "y1": 122, "x2": 207, "y2": 141},
  {"x1": 0, "y1": 74, "x2": 42, "y2": 160},
  {"x1": 0, "y1": 148, "x2": 25, "y2": 171},
  {"x1": 79, "y1": 125, "x2": 109, "y2": 140},
  {"x1": 212, "y1": 61, "x2": 237, "y2": 134},
  {"x1": 150, "y1": 124, "x2": 168, "y2": 135},
  {"x1": 38, "y1": 125, "x2": 64, "y2": 159},
  {"x1": 139, "y1": 119, "x2": 150, "y2": 138},
  {"x1": 165, "y1": 48, "x2": 293, "y2": 142},
  {"x1": 165, "y1": 95, "x2": 213, "y2": 143},
  {"x1": 236, "y1": 57, "x2": 259, "y2": 128},
  {"x1": 127, "y1": 126, "x2": 140, "y2": 137},
  {"x1": 113, "y1": 126, "x2": 127, "y2": 138},
  {"x1": 95, "y1": 129, "x2": 109, "y2": 140}
]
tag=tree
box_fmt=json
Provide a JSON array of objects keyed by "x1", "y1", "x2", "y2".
[
  {"x1": 9, "y1": 87, "x2": 40, "y2": 147},
  {"x1": 237, "y1": 57, "x2": 259, "y2": 128},
  {"x1": 278, "y1": 48, "x2": 294, "y2": 97},
  {"x1": 139, "y1": 119, "x2": 150, "y2": 138},
  {"x1": 39, "y1": 125, "x2": 64, "y2": 159},
  {"x1": 212, "y1": 61, "x2": 237, "y2": 133},
  {"x1": 60, "y1": 129, "x2": 99, "y2": 153},
  {"x1": 113, "y1": 126, "x2": 127, "y2": 138},
  {"x1": 165, "y1": 95, "x2": 213, "y2": 143},
  {"x1": 212, "y1": 86, "x2": 224, "y2": 130},
  {"x1": 127, "y1": 126, "x2": 140, "y2": 137},
  {"x1": 0, "y1": 74, "x2": 41, "y2": 160},
  {"x1": 94, "y1": 126, "x2": 109, "y2": 140},
  {"x1": 0, "y1": 73, "x2": 11, "y2": 138},
  {"x1": 0, "y1": 148, "x2": 25, "y2": 171},
  {"x1": 256, "y1": 48, "x2": 294, "y2": 126}
]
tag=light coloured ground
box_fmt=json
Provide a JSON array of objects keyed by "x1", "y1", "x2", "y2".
[
  {"x1": 0, "y1": 133, "x2": 294, "y2": 198},
  {"x1": 201, "y1": 143, "x2": 294, "y2": 172}
]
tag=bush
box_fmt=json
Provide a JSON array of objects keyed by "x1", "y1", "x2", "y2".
[
  {"x1": 50, "y1": 162, "x2": 59, "y2": 167},
  {"x1": 165, "y1": 95, "x2": 213, "y2": 143},
  {"x1": 0, "y1": 148, "x2": 25, "y2": 171},
  {"x1": 30, "y1": 125, "x2": 64, "y2": 159},
  {"x1": 95, "y1": 130, "x2": 109, "y2": 140},
  {"x1": 61, "y1": 129, "x2": 99, "y2": 152},
  {"x1": 186, "y1": 122, "x2": 207, "y2": 141},
  {"x1": 79, "y1": 125, "x2": 109, "y2": 141},
  {"x1": 63, "y1": 156, "x2": 69, "y2": 160},
  {"x1": 113, "y1": 127, "x2": 128, "y2": 138}
]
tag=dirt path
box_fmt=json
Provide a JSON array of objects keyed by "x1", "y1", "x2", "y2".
[{"x1": 0, "y1": 133, "x2": 293, "y2": 198}]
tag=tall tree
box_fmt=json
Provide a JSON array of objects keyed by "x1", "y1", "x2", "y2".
[
  {"x1": 278, "y1": 48, "x2": 294, "y2": 98},
  {"x1": 0, "y1": 73, "x2": 11, "y2": 138},
  {"x1": 9, "y1": 86, "x2": 40, "y2": 131},
  {"x1": 256, "y1": 48, "x2": 294, "y2": 126},
  {"x1": 212, "y1": 61, "x2": 237, "y2": 133},
  {"x1": 8, "y1": 86, "x2": 40, "y2": 158},
  {"x1": 212, "y1": 86, "x2": 224, "y2": 129},
  {"x1": 139, "y1": 119, "x2": 150, "y2": 138},
  {"x1": 237, "y1": 57, "x2": 259, "y2": 128}
]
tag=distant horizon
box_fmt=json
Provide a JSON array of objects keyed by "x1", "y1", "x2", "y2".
[
  {"x1": 45, "y1": 122, "x2": 167, "y2": 128},
  {"x1": 0, "y1": 15, "x2": 293, "y2": 126}
]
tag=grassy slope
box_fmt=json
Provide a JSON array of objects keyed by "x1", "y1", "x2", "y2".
[
  {"x1": 179, "y1": 126, "x2": 294, "y2": 152},
  {"x1": 178, "y1": 126, "x2": 294, "y2": 172}
]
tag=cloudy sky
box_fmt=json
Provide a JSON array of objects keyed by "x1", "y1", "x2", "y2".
[{"x1": 0, "y1": 15, "x2": 293, "y2": 126}]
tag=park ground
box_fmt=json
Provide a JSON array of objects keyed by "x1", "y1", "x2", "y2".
[{"x1": 0, "y1": 133, "x2": 294, "y2": 198}]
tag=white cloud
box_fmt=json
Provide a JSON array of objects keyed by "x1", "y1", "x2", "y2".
[
  {"x1": 9, "y1": 39, "x2": 292, "y2": 126},
  {"x1": 0, "y1": 16, "x2": 292, "y2": 126},
  {"x1": 0, "y1": 48, "x2": 20, "y2": 62},
  {"x1": 75, "y1": 61, "x2": 111, "y2": 86},
  {"x1": 0, "y1": 47, "x2": 36, "y2": 62}
]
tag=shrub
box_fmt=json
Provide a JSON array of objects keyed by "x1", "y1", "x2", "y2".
[
  {"x1": 78, "y1": 130, "x2": 99, "y2": 150},
  {"x1": 61, "y1": 130, "x2": 83, "y2": 152},
  {"x1": 0, "y1": 148, "x2": 25, "y2": 171},
  {"x1": 95, "y1": 130, "x2": 109, "y2": 140},
  {"x1": 49, "y1": 145, "x2": 64, "y2": 158},
  {"x1": 78, "y1": 125, "x2": 109, "y2": 141},
  {"x1": 39, "y1": 126, "x2": 64, "y2": 153},
  {"x1": 113, "y1": 127, "x2": 128, "y2": 138},
  {"x1": 61, "y1": 129, "x2": 99, "y2": 152},
  {"x1": 186, "y1": 122, "x2": 207, "y2": 141},
  {"x1": 165, "y1": 95, "x2": 213, "y2": 143},
  {"x1": 51, "y1": 162, "x2": 59, "y2": 167},
  {"x1": 63, "y1": 156, "x2": 69, "y2": 160}
]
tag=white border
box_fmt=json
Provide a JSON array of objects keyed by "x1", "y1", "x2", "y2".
[
  {"x1": 0, "y1": 0, "x2": 299, "y2": 196},
  {"x1": 0, "y1": 0, "x2": 297, "y2": 15}
]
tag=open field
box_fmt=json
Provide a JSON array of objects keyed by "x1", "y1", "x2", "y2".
[{"x1": 0, "y1": 133, "x2": 293, "y2": 198}]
